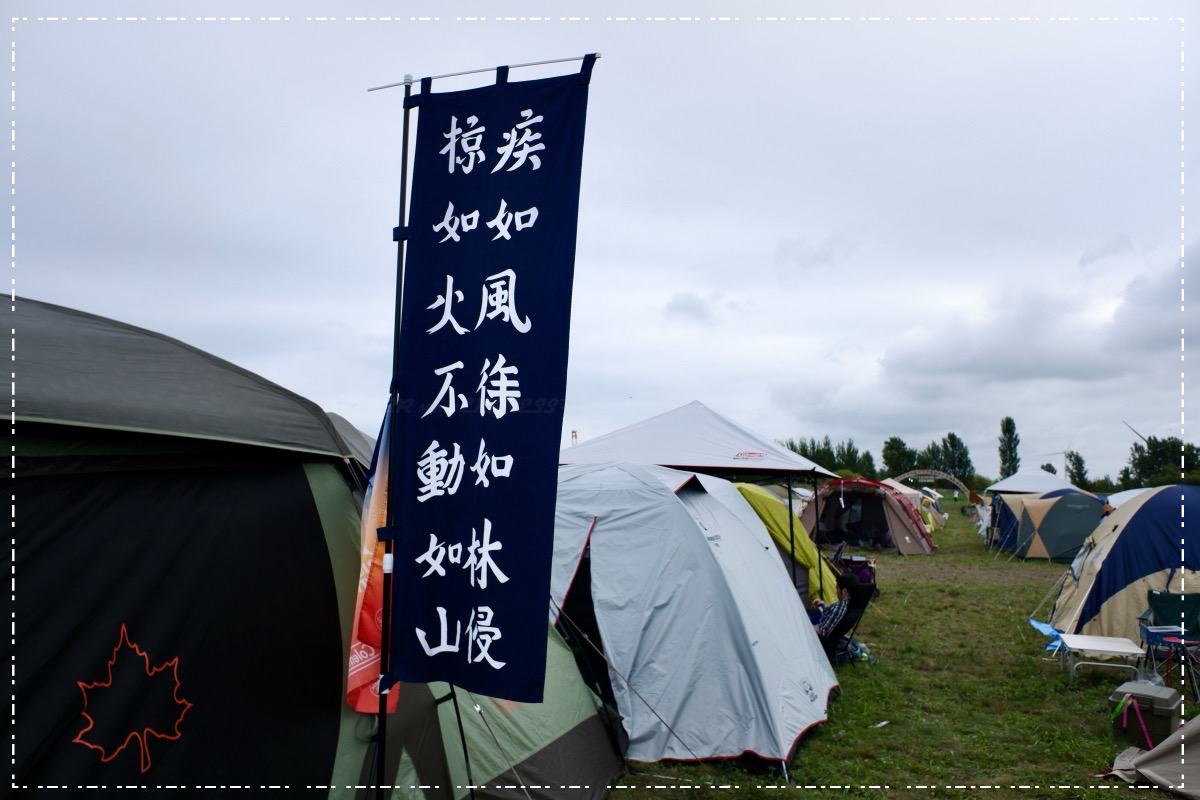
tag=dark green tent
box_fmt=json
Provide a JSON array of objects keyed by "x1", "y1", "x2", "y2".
[
  {"x1": 12, "y1": 296, "x2": 372, "y2": 791},
  {"x1": 11, "y1": 297, "x2": 621, "y2": 797}
]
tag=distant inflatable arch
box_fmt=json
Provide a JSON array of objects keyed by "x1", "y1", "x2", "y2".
[{"x1": 894, "y1": 469, "x2": 972, "y2": 498}]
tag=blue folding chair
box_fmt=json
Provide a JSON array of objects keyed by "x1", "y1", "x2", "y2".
[{"x1": 1138, "y1": 590, "x2": 1200, "y2": 700}]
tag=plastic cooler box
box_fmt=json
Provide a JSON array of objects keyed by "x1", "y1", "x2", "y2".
[{"x1": 1107, "y1": 682, "x2": 1182, "y2": 748}]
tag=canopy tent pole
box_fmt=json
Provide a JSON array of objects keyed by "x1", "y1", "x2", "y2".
[
  {"x1": 813, "y1": 478, "x2": 823, "y2": 597},
  {"x1": 786, "y1": 474, "x2": 797, "y2": 588}
]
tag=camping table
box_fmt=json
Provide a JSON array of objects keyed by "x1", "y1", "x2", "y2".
[{"x1": 1057, "y1": 634, "x2": 1146, "y2": 682}]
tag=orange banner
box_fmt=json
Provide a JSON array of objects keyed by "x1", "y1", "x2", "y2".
[{"x1": 347, "y1": 418, "x2": 399, "y2": 713}]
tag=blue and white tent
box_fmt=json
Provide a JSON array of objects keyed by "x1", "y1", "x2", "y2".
[{"x1": 1046, "y1": 485, "x2": 1200, "y2": 643}]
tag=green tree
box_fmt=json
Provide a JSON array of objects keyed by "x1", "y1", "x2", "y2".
[
  {"x1": 940, "y1": 432, "x2": 975, "y2": 484},
  {"x1": 784, "y1": 436, "x2": 879, "y2": 478},
  {"x1": 881, "y1": 436, "x2": 917, "y2": 476},
  {"x1": 1125, "y1": 436, "x2": 1200, "y2": 487},
  {"x1": 834, "y1": 439, "x2": 861, "y2": 472},
  {"x1": 782, "y1": 435, "x2": 836, "y2": 473},
  {"x1": 1064, "y1": 450, "x2": 1089, "y2": 489},
  {"x1": 916, "y1": 441, "x2": 943, "y2": 471},
  {"x1": 1040, "y1": 463, "x2": 1057, "y2": 475},
  {"x1": 858, "y1": 450, "x2": 878, "y2": 480},
  {"x1": 998, "y1": 417, "x2": 1021, "y2": 478}
]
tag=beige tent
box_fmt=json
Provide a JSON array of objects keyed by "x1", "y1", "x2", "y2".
[
  {"x1": 1047, "y1": 486, "x2": 1200, "y2": 643},
  {"x1": 800, "y1": 478, "x2": 935, "y2": 556},
  {"x1": 1110, "y1": 713, "x2": 1200, "y2": 797},
  {"x1": 881, "y1": 479, "x2": 943, "y2": 531}
]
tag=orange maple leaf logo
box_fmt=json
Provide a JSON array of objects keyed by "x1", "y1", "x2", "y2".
[{"x1": 73, "y1": 624, "x2": 193, "y2": 773}]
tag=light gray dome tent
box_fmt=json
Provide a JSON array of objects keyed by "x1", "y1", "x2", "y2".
[
  {"x1": 550, "y1": 462, "x2": 838, "y2": 769},
  {"x1": 12, "y1": 297, "x2": 621, "y2": 797}
]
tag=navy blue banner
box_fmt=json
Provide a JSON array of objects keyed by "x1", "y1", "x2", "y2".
[{"x1": 383, "y1": 58, "x2": 594, "y2": 702}]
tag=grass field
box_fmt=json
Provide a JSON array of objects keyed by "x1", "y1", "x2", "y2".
[{"x1": 607, "y1": 498, "x2": 1191, "y2": 800}]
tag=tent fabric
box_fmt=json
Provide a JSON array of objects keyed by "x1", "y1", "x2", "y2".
[
  {"x1": 15, "y1": 296, "x2": 357, "y2": 459},
  {"x1": 328, "y1": 412, "x2": 377, "y2": 470},
  {"x1": 1106, "y1": 487, "x2": 1153, "y2": 508},
  {"x1": 881, "y1": 477, "x2": 924, "y2": 506},
  {"x1": 986, "y1": 469, "x2": 1080, "y2": 495},
  {"x1": 13, "y1": 298, "x2": 621, "y2": 796},
  {"x1": 559, "y1": 400, "x2": 836, "y2": 477},
  {"x1": 735, "y1": 482, "x2": 838, "y2": 606},
  {"x1": 14, "y1": 461, "x2": 352, "y2": 787},
  {"x1": 1047, "y1": 486, "x2": 1200, "y2": 643},
  {"x1": 1110, "y1": 713, "x2": 1200, "y2": 797},
  {"x1": 1011, "y1": 492, "x2": 1104, "y2": 562},
  {"x1": 988, "y1": 493, "x2": 1028, "y2": 550},
  {"x1": 800, "y1": 478, "x2": 936, "y2": 556},
  {"x1": 550, "y1": 462, "x2": 837, "y2": 764},
  {"x1": 394, "y1": 625, "x2": 622, "y2": 800}
]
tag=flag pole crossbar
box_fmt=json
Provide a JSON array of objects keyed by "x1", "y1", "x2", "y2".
[{"x1": 367, "y1": 53, "x2": 601, "y2": 92}]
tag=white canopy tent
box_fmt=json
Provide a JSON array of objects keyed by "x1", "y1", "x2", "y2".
[
  {"x1": 560, "y1": 400, "x2": 836, "y2": 478},
  {"x1": 986, "y1": 469, "x2": 1081, "y2": 495}
]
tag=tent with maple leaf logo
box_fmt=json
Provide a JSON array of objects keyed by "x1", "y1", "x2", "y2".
[
  {"x1": 11, "y1": 297, "x2": 622, "y2": 797},
  {"x1": 12, "y1": 296, "x2": 374, "y2": 789}
]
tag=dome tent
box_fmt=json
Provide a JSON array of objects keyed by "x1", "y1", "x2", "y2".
[
  {"x1": 550, "y1": 462, "x2": 837, "y2": 766},
  {"x1": 13, "y1": 297, "x2": 622, "y2": 797},
  {"x1": 1009, "y1": 492, "x2": 1105, "y2": 562},
  {"x1": 799, "y1": 478, "x2": 936, "y2": 556},
  {"x1": 1047, "y1": 485, "x2": 1200, "y2": 644},
  {"x1": 13, "y1": 296, "x2": 371, "y2": 789}
]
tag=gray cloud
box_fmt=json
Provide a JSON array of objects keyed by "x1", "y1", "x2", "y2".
[
  {"x1": 776, "y1": 234, "x2": 858, "y2": 270},
  {"x1": 1080, "y1": 234, "x2": 1134, "y2": 268},
  {"x1": 664, "y1": 292, "x2": 715, "y2": 323},
  {"x1": 14, "y1": 2, "x2": 1193, "y2": 485}
]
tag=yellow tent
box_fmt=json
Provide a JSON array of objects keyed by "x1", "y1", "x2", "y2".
[{"x1": 736, "y1": 483, "x2": 838, "y2": 606}]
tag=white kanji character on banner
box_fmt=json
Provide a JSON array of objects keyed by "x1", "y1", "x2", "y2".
[
  {"x1": 416, "y1": 607, "x2": 462, "y2": 656},
  {"x1": 477, "y1": 355, "x2": 521, "y2": 419},
  {"x1": 464, "y1": 518, "x2": 509, "y2": 589},
  {"x1": 416, "y1": 440, "x2": 465, "y2": 503},
  {"x1": 423, "y1": 361, "x2": 469, "y2": 418},
  {"x1": 467, "y1": 606, "x2": 506, "y2": 669},
  {"x1": 470, "y1": 439, "x2": 515, "y2": 488},
  {"x1": 441, "y1": 115, "x2": 487, "y2": 174},
  {"x1": 427, "y1": 274, "x2": 469, "y2": 335},
  {"x1": 485, "y1": 199, "x2": 539, "y2": 241},
  {"x1": 492, "y1": 108, "x2": 545, "y2": 173},
  {"x1": 432, "y1": 201, "x2": 480, "y2": 244},
  {"x1": 476, "y1": 269, "x2": 531, "y2": 333},
  {"x1": 415, "y1": 533, "x2": 448, "y2": 577}
]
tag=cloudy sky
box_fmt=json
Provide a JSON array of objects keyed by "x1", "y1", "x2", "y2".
[{"x1": 13, "y1": 0, "x2": 1194, "y2": 481}]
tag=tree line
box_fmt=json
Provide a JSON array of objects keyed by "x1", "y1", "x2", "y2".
[{"x1": 782, "y1": 416, "x2": 1198, "y2": 493}]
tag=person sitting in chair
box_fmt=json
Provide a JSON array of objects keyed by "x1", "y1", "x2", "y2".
[{"x1": 813, "y1": 572, "x2": 862, "y2": 639}]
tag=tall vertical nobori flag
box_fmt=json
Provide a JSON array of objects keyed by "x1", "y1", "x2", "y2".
[{"x1": 382, "y1": 56, "x2": 596, "y2": 702}]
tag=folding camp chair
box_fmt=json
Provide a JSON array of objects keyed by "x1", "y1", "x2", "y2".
[
  {"x1": 821, "y1": 583, "x2": 876, "y2": 666},
  {"x1": 1138, "y1": 590, "x2": 1200, "y2": 701}
]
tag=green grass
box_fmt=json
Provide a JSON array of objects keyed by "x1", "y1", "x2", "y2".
[{"x1": 608, "y1": 502, "x2": 1188, "y2": 799}]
